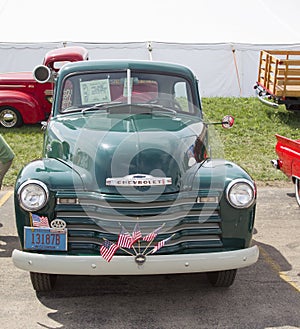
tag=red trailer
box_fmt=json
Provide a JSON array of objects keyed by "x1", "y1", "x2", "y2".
[{"x1": 272, "y1": 134, "x2": 300, "y2": 206}]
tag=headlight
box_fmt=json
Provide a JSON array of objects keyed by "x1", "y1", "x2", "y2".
[
  {"x1": 18, "y1": 180, "x2": 49, "y2": 212},
  {"x1": 226, "y1": 179, "x2": 255, "y2": 209}
]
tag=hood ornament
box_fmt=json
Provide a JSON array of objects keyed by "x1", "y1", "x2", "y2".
[{"x1": 106, "y1": 174, "x2": 172, "y2": 187}]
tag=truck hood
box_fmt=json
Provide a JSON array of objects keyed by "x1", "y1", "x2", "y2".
[{"x1": 45, "y1": 111, "x2": 206, "y2": 194}]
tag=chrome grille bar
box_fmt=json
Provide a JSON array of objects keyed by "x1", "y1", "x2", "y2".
[{"x1": 54, "y1": 191, "x2": 223, "y2": 254}]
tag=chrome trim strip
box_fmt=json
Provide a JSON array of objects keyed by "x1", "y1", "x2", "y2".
[
  {"x1": 0, "y1": 84, "x2": 26, "y2": 88},
  {"x1": 55, "y1": 210, "x2": 220, "y2": 223}
]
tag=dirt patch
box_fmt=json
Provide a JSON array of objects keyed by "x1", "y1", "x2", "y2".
[{"x1": 256, "y1": 180, "x2": 292, "y2": 188}]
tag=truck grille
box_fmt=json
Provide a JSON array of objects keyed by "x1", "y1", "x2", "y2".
[{"x1": 55, "y1": 191, "x2": 223, "y2": 255}]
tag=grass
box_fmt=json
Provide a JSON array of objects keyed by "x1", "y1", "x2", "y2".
[
  {"x1": 1, "y1": 97, "x2": 300, "y2": 187},
  {"x1": 202, "y1": 97, "x2": 300, "y2": 183},
  {"x1": 0, "y1": 125, "x2": 44, "y2": 187}
]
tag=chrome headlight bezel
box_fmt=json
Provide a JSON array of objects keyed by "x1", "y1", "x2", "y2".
[
  {"x1": 17, "y1": 180, "x2": 49, "y2": 212},
  {"x1": 226, "y1": 179, "x2": 256, "y2": 209}
]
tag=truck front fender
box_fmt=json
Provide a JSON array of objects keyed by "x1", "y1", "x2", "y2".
[
  {"x1": 15, "y1": 158, "x2": 84, "y2": 191},
  {"x1": 14, "y1": 158, "x2": 84, "y2": 244},
  {"x1": 0, "y1": 90, "x2": 43, "y2": 124}
]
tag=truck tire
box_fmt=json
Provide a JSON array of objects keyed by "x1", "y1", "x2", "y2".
[
  {"x1": 285, "y1": 103, "x2": 300, "y2": 111},
  {"x1": 30, "y1": 272, "x2": 57, "y2": 292},
  {"x1": 0, "y1": 106, "x2": 23, "y2": 128},
  {"x1": 295, "y1": 178, "x2": 300, "y2": 207},
  {"x1": 206, "y1": 269, "x2": 237, "y2": 287}
]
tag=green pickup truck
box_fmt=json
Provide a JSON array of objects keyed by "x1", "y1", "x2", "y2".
[{"x1": 12, "y1": 55, "x2": 259, "y2": 292}]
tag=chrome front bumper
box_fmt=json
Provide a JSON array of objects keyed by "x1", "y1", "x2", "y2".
[{"x1": 12, "y1": 246, "x2": 259, "y2": 275}]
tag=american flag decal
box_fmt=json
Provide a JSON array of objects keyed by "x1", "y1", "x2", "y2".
[
  {"x1": 117, "y1": 226, "x2": 132, "y2": 249},
  {"x1": 142, "y1": 224, "x2": 165, "y2": 242},
  {"x1": 31, "y1": 213, "x2": 50, "y2": 228},
  {"x1": 151, "y1": 235, "x2": 174, "y2": 254},
  {"x1": 100, "y1": 240, "x2": 119, "y2": 262},
  {"x1": 99, "y1": 224, "x2": 174, "y2": 263},
  {"x1": 130, "y1": 223, "x2": 142, "y2": 247}
]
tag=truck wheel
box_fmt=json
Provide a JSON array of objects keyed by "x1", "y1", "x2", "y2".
[
  {"x1": 30, "y1": 272, "x2": 57, "y2": 292},
  {"x1": 295, "y1": 178, "x2": 300, "y2": 207},
  {"x1": 285, "y1": 104, "x2": 300, "y2": 111},
  {"x1": 0, "y1": 106, "x2": 23, "y2": 128},
  {"x1": 206, "y1": 269, "x2": 237, "y2": 287}
]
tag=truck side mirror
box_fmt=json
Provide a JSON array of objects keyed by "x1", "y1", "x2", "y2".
[
  {"x1": 205, "y1": 115, "x2": 234, "y2": 128},
  {"x1": 33, "y1": 65, "x2": 52, "y2": 83},
  {"x1": 221, "y1": 115, "x2": 234, "y2": 129}
]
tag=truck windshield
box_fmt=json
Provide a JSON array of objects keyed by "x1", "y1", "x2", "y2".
[{"x1": 59, "y1": 70, "x2": 197, "y2": 114}]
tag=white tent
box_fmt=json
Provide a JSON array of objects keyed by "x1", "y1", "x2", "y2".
[
  {"x1": 1, "y1": 0, "x2": 299, "y2": 44},
  {"x1": 0, "y1": 0, "x2": 300, "y2": 96}
]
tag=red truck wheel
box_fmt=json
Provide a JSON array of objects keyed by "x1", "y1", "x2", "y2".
[
  {"x1": 0, "y1": 106, "x2": 23, "y2": 128},
  {"x1": 295, "y1": 178, "x2": 300, "y2": 207}
]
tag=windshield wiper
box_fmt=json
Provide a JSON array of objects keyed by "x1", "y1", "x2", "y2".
[
  {"x1": 81, "y1": 101, "x2": 124, "y2": 114},
  {"x1": 136, "y1": 103, "x2": 177, "y2": 116},
  {"x1": 81, "y1": 102, "x2": 178, "y2": 117}
]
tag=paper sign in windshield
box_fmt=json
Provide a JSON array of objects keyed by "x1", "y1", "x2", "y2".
[{"x1": 80, "y1": 79, "x2": 111, "y2": 105}]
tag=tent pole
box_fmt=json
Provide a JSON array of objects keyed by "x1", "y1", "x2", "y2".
[
  {"x1": 231, "y1": 45, "x2": 242, "y2": 96},
  {"x1": 147, "y1": 41, "x2": 153, "y2": 61}
]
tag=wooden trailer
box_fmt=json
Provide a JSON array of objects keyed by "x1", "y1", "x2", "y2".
[{"x1": 255, "y1": 50, "x2": 300, "y2": 110}]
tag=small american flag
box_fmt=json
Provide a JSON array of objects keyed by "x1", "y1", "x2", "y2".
[
  {"x1": 117, "y1": 226, "x2": 132, "y2": 248},
  {"x1": 143, "y1": 224, "x2": 164, "y2": 242},
  {"x1": 151, "y1": 235, "x2": 174, "y2": 254},
  {"x1": 100, "y1": 240, "x2": 119, "y2": 262},
  {"x1": 31, "y1": 214, "x2": 50, "y2": 228},
  {"x1": 130, "y1": 223, "x2": 142, "y2": 247}
]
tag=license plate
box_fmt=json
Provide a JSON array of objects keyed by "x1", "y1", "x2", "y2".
[{"x1": 24, "y1": 227, "x2": 67, "y2": 251}]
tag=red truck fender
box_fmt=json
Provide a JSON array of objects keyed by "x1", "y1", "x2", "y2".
[
  {"x1": 275, "y1": 134, "x2": 300, "y2": 177},
  {"x1": 0, "y1": 90, "x2": 43, "y2": 127},
  {"x1": 292, "y1": 161, "x2": 300, "y2": 178},
  {"x1": 274, "y1": 134, "x2": 300, "y2": 206}
]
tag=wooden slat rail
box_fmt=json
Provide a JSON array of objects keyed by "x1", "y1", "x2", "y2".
[
  {"x1": 278, "y1": 68, "x2": 300, "y2": 75},
  {"x1": 258, "y1": 50, "x2": 300, "y2": 98}
]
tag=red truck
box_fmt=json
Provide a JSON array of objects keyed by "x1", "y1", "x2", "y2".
[
  {"x1": 0, "y1": 46, "x2": 88, "y2": 128},
  {"x1": 272, "y1": 134, "x2": 300, "y2": 206}
]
